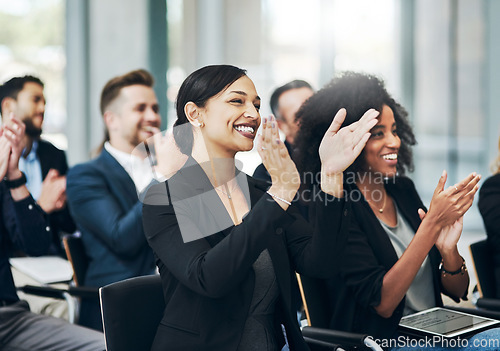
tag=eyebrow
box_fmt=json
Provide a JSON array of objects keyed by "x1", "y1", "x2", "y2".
[
  {"x1": 371, "y1": 122, "x2": 396, "y2": 129},
  {"x1": 228, "y1": 90, "x2": 261, "y2": 101}
]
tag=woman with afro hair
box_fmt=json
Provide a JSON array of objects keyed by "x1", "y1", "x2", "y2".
[{"x1": 294, "y1": 72, "x2": 482, "y2": 343}]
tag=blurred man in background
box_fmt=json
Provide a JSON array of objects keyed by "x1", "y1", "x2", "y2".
[{"x1": 253, "y1": 80, "x2": 313, "y2": 182}]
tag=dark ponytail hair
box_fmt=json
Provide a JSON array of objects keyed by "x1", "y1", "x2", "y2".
[{"x1": 174, "y1": 65, "x2": 247, "y2": 154}]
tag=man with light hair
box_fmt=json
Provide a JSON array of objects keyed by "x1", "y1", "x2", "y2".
[{"x1": 66, "y1": 69, "x2": 160, "y2": 330}]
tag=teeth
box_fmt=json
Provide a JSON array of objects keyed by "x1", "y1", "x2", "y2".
[
  {"x1": 382, "y1": 153, "x2": 398, "y2": 160},
  {"x1": 143, "y1": 126, "x2": 155, "y2": 132},
  {"x1": 234, "y1": 125, "x2": 254, "y2": 134}
]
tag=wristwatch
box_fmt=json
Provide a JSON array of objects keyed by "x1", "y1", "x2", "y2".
[
  {"x1": 439, "y1": 257, "x2": 467, "y2": 276},
  {"x1": 3, "y1": 172, "x2": 27, "y2": 189}
]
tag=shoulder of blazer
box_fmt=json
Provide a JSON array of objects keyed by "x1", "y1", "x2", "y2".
[
  {"x1": 68, "y1": 149, "x2": 122, "y2": 180},
  {"x1": 386, "y1": 176, "x2": 423, "y2": 224},
  {"x1": 37, "y1": 139, "x2": 64, "y2": 154},
  {"x1": 480, "y1": 173, "x2": 500, "y2": 194}
]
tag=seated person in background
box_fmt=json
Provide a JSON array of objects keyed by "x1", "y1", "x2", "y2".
[
  {"x1": 66, "y1": 69, "x2": 159, "y2": 331},
  {"x1": 0, "y1": 115, "x2": 104, "y2": 351},
  {"x1": 0, "y1": 75, "x2": 76, "y2": 257},
  {"x1": 294, "y1": 72, "x2": 487, "y2": 346},
  {"x1": 0, "y1": 75, "x2": 76, "y2": 320},
  {"x1": 478, "y1": 136, "x2": 500, "y2": 298},
  {"x1": 142, "y1": 64, "x2": 378, "y2": 351},
  {"x1": 253, "y1": 79, "x2": 313, "y2": 182}
]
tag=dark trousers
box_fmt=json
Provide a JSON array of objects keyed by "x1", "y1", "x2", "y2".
[{"x1": 0, "y1": 300, "x2": 105, "y2": 351}]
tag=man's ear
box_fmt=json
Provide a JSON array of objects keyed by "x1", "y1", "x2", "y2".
[
  {"x1": 103, "y1": 110, "x2": 118, "y2": 132},
  {"x1": 184, "y1": 102, "x2": 203, "y2": 127},
  {"x1": 276, "y1": 119, "x2": 288, "y2": 134},
  {"x1": 1, "y1": 97, "x2": 16, "y2": 121}
]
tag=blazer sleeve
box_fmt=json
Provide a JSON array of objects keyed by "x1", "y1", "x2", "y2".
[
  {"x1": 66, "y1": 164, "x2": 146, "y2": 258},
  {"x1": 143, "y1": 180, "x2": 350, "y2": 297},
  {"x1": 2, "y1": 185, "x2": 51, "y2": 256},
  {"x1": 143, "y1": 182, "x2": 297, "y2": 298},
  {"x1": 338, "y1": 217, "x2": 387, "y2": 310},
  {"x1": 284, "y1": 190, "x2": 350, "y2": 278}
]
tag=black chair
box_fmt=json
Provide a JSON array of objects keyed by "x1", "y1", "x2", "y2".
[
  {"x1": 469, "y1": 239, "x2": 500, "y2": 312},
  {"x1": 99, "y1": 274, "x2": 381, "y2": 351},
  {"x1": 99, "y1": 274, "x2": 164, "y2": 351},
  {"x1": 296, "y1": 274, "x2": 383, "y2": 351}
]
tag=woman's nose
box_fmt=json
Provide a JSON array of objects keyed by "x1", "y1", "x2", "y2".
[
  {"x1": 386, "y1": 132, "x2": 400, "y2": 147},
  {"x1": 243, "y1": 105, "x2": 259, "y2": 119}
]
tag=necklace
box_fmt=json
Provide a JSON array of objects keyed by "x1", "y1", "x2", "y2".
[
  {"x1": 207, "y1": 156, "x2": 239, "y2": 224},
  {"x1": 215, "y1": 186, "x2": 232, "y2": 199},
  {"x1": 366, "y1": 189, "x2": 387, "y2": 213},
  {"x1": 215, "y1": 181, "x2": 239, "y2": 199},
  {"x1": 378, "y1": 191, "x2": 387, "y2": 213}
]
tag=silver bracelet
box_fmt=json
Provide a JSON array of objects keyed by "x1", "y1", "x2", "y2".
[{"x1": 266, "y1": 191, "x2": 292, "y2": 206}]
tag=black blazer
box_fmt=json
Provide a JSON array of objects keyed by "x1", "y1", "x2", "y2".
[
  {"x1": 326, "y1": 177, "x2": 445, "y2": 339},
  {"x1": 142, "y1": 158, "x2": 350, "y2": 351},
  {"x1": 478, "y1": 173, "x2": 500, "y2": 297}
]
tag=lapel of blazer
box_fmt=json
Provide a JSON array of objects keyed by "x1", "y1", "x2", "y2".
[
  {"x1": 36, "y1": 140, "x2": 68, "y2": 179},
  {"x1": 36, "y1": 140, "x2": 49, "y2": 178},
  {"x1": 347, "y1": 182, "x2": 400, "y2": 268},
  {"x1": 97, "y1": 149, "x2": 139, "y2": 207},
  {"x1": 175, "y1": 157, "x2": 232, "y2": 246},
  {"x1": 387, "y1": 182, "x2": 421, "y2": 232}
]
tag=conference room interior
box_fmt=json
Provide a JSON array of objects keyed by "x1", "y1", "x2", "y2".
[{"x1": 1, "y1": 0, "x2": 499, "y2": 329}]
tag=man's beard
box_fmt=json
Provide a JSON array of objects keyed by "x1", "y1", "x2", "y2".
[{"x1": 24, "y1": 119, "x2": 42, "y2": 138}]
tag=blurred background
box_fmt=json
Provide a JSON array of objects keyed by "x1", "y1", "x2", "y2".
[{"x1": 0, "y1": 0, "x2": 499, "y2": 236}]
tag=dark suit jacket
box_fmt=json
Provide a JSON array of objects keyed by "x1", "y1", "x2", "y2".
[
  {"x1": 478, "y1": 173, "x2": 500, "y2": 297},
  {"x1": 326, "y1": 177, "x2": 446, "y2": 339},
  {"x1": 142, "y1": 158, "x2": 350, "y2": 351},
  {"x1": 1, "y1": 182, "x2": 51, "y2": 302},
  {"x1": 31, "y1": 139, "x2": 76, "y2": 256},
  {"x1": 66, "y1": 148, "x2": 155, "y2": 288}
]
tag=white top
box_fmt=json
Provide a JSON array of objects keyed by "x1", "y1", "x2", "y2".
[{"x1": 104, "y1": 142, "x2": 154, "y2": 193}]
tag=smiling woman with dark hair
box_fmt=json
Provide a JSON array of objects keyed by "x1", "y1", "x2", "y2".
[
  {"x1": 142, "y1": 65, "x2": 378, "y2": 350},
  {"x1": 295, "y1": 72, "x2": 482, "y2": 346},
  {"x1": 295, "y1": 71, "x2": 416, "y2": 178}
]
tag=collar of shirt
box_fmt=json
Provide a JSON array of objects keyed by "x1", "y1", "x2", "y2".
[
  {"x1": 104, "y1": 142, "x2": 154, "y2": 193},
  {"x1": 18, "y1": 140, "x2": 43, "y2": 200}
]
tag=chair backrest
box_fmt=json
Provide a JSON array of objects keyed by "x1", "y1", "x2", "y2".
[
  {"x1": 469, "y1": 239, "x2": 497, "y2": 298},
  {"x1": 63, "y1": 234, "x2": 88, "y2": 286},
  {"x1": 296, "y1": 273, "x2": 332, "y2": 328},
  {"x1": 99, "y1": 274, "x2": 164, "y2": 351}
]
